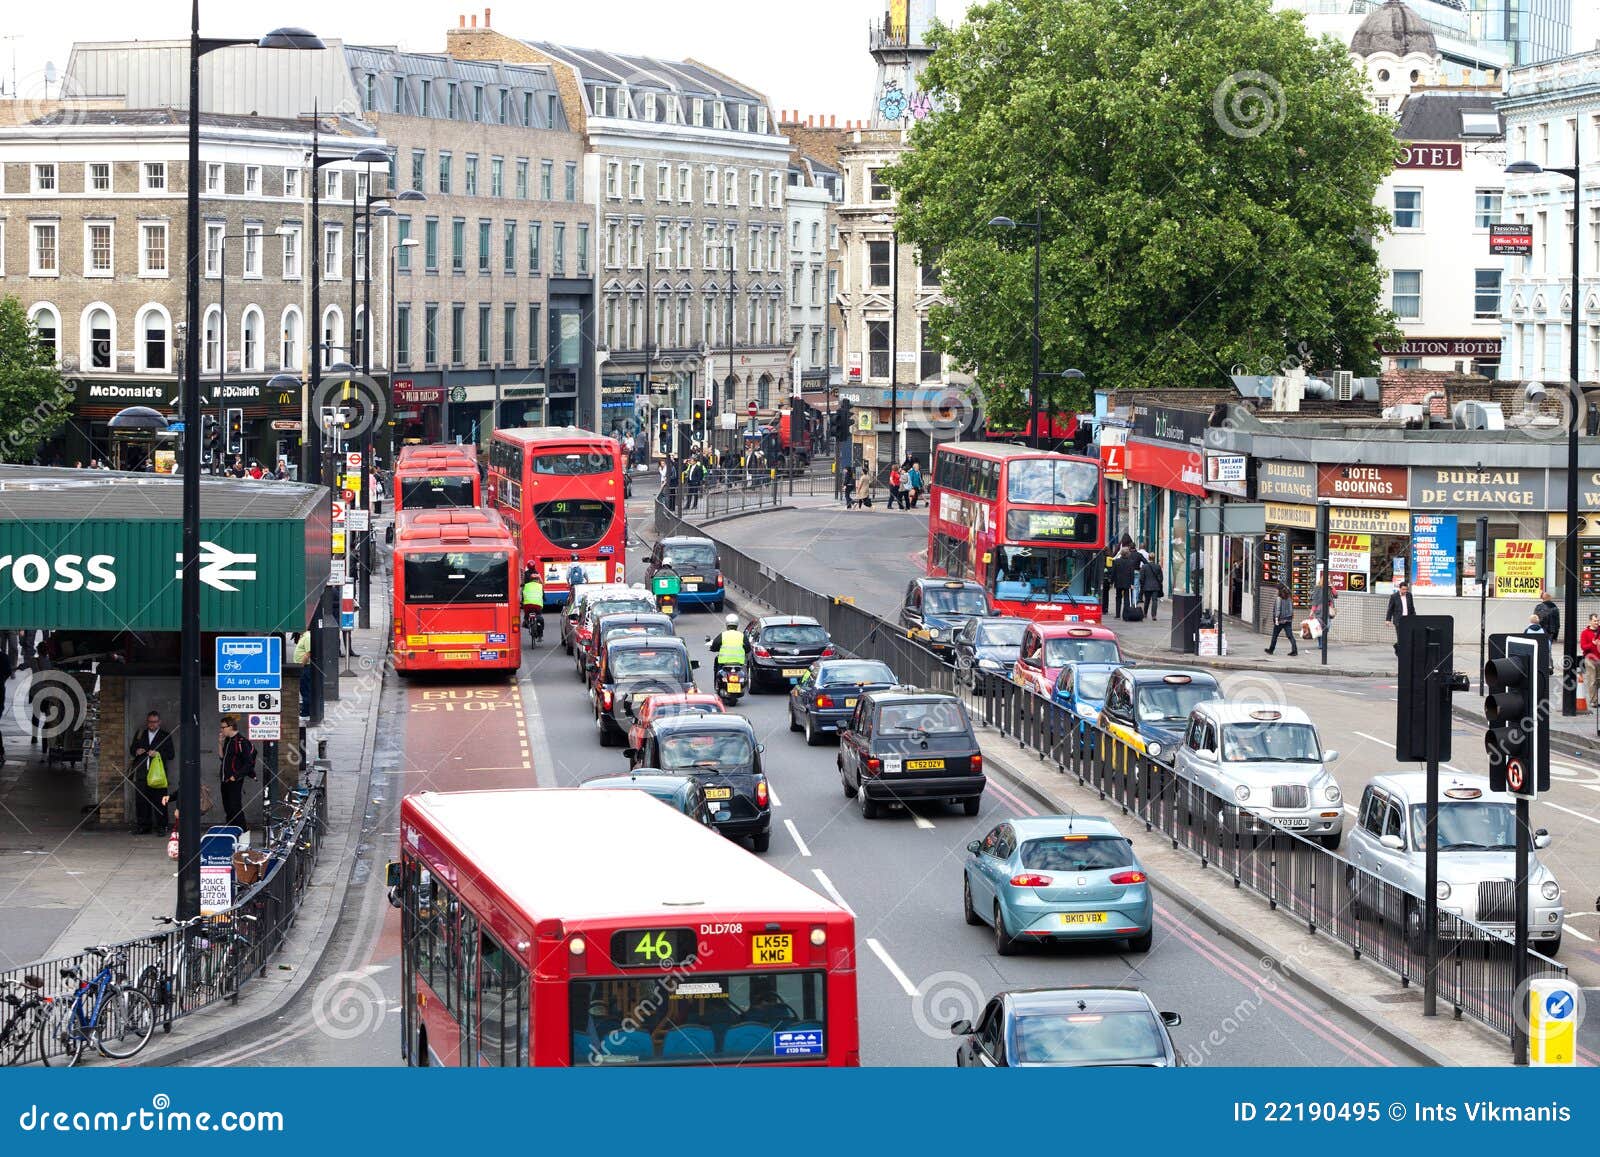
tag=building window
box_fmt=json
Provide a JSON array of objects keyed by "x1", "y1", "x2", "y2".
[
  {"x1": 919, "y1": 246, "x2": 942, "y2": 286},
  {"x1": 33, "y1": 162, "x2": 59, "y2": 193},
  {"x1": 704, "y1": 166, "x2": 718, "y2": 204},
  {"x1": 451, "y1": 304, "x2": 466, "y2": 365},
  {"x1": 540, "y1": 159, "x2": 553, "y2": 200},
  {"x1": 85, "y1": 306, "x2": 114, "y2": 370},
  {"x1": 478, "y1": 219, "x2": 492, "y2": 273},
  {"x1": 770, "y1": 172, "x2": 783, "y2": 207},
  {"x1": 438, "y1": 152, "x2": 452, "y2": 195},
  {"x1": 491, "y1": 157, "x2": 504, "y2": 198},
  {"x1": 352, "y1": 226, "x2": 366, "y2": 281},
  {"x1": 504, "y1": 220, "x2": 518, "y2": 274},
  {"x1": 677, "y1": 223, "x2": 690, "y2": 267},
  {"x1": 516, "y1": 159, "x2": 529, "y2": 199},
  {"x1": 547, "y1": 93, "x2": 558, "y2": 126},
  {"x1": 1392, "y1": 187, "x2": 1422, "y2": 230},
  {"x1": 692, "y1": 97, "x2": 704, "y2": 126},
  {"x1": 868, "y1": 319, "x2": 890, "y2": 378},
  {"x1": 810, "y1": 327, "x2": 823, "y2": 366},
  {"x1": 528, "y1": 304, "x2": 540, "y2": 363},
  {"x1": 85, "y1": 222, "x2": 113, "y2": 276},
  {"x1": 205, "y1": 162, "x2": 223, "y2": 193},
  {"x1": 1474, "y1": 188, "x2": 1503, "y2": 230},
  {"x1": 31, "y1": 223, "x2": 59, "y2": 276},
  {"x1": 281, "y1": 307, "x2": 302, "y2": 369},
  {"x1": 1391, "y1": 269, "x2": 1421, "y2": 319},
  {"x1": 473, "y1": 85, "x2": 484, "y2": 121},
  {"x1": 919, "y1": 318, "x2": 941, "y2": 381},
  {"x1": 205, "y1": 223, "x2": 224, "y2": 277},
  {"x1": 144, "y1": 222, "x2": 170, "y2": 278},
  {"x1": 629, "y1": 162, "x2": 644, "y2": 199},
  {"x1": 244, "y1": 165, "x2": 261, "y2": 195},
  {"x1": 678, "y1": 164, "x2": 691, "y2": 202},
  {"x1": 725, "y1": 168, "x2": 738, "y2": 206},
  {"x1": 577, "y1": 223, "x2": 590, "y2": 275},
  {"x1": 322, "y1": 306, "x2": 344, "y2": 363},
  {"x1": 138, "y1": 307, "x2": 169, "y2": 372},
  {"x1": 656, "y1": 162, "x2": 670, "y2": 201},
  {"x1": 606, "y1": 160, "x2": 621, "y2": 199},
  {"x1": 526, "y1": 220, "x2": 542, "y2": 273},
  {"x1": 282, "y1": 226, "x2": 301, "y2": 279},
  {"x1": 627, "y1": 222, "x2": 642, "y2": 268},
  {"x1": 452, "y1": 219, "x2": 466, "y2": 273},
  {"x1": 465, "y1": 155, "x2": 479, "y2": 196},
  {"x1": 1474, "y1": 269, "x2": 1502, "y2": 319},
  {"x1": 395, "y1": 304, "x2": 410, "y2": 367},
  {"x1": 420, "y1": 78, "x2": 432, "y2": 116},
  {"x1": 202, "y1": 307, "x2": 221, "y2": 372},
  {"x1": 396, "y1": 75, "x2": 407, "y2": 113},
  {"x1": 478, "y1": 303, "x2": 492, "y2": 365},
  {"x1": 504, "y1": 304, "x2": 517, "y2": 364},
  {"x1": 30, "y1": 304, "x2": 59, "y2": 360},
  {"x1": 88, "y1": 162, "x2": 111, "y2": 192},
  {"x1": 284, "y1": 167, "x2": 301, "y2": 198},
  {"x1": 324, "y1": 170, "x2": 341, "y2": 200},
  {"x1": 592, "y1": 85, "x2": 607, "y2": 117},
  {"x1": 868, "y1": 168, "x2": 889, "y2": 200},
  {"x1": 424, "y1": 304, "x2": 439, "y2": 364},
  {"x1": 325, "y1": 225, "x2": 343, "y2": 279},
  {"x1": 411, "y1": 149, "x2": 426, "y2": 192},
  {"x1": 239, "y1": 224, "x2": 259, "y2": 279},
  {"x1": 552, "y1": 223, "x2": 566, "y2": 275},
  {"x1": 424, "y1": 218, "x2": 440, "y2": 271},
  {"x1": 241, "y1": 307, "x2": 263, "y2": 371},
  {"x1": 868, "y1": 240, "x2": 892, "y2": 287},
  {"x1": 565, "y1": 162, "x2": 577, "y2": 201}
]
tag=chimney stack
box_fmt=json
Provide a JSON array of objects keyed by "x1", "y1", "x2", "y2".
[
  {"x1": 470, "y1": 13, "x2": 477, "y2": 27},
  {"x1": 829, "y1": 114, "x2": 836, "y2": 127},
  {"x1": 459, "y1": 14, "x2": 466, "y2": 27},
  {"x1": 485, "y1": 7, "x2": 492, "y2": 27}
]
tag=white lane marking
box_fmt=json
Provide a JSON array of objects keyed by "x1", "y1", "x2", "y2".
[
  {"x1": 865, "y1": 937, "x2": 919, "y2": 997},
  {"x1": 1537, "y1": 800, "x2": 1600, "y2": 828},
  {"x1": 911, "y1": 812, "x2": 935, "y2": 830},
  {"x1": 1286, "y1": 681, "x2": 1370, "y2": 698},
  {"x1": 1564, "y1": 924, "x2": 1594, "y2": 942},
  {"x1": 783, "y1": 819, "x2": 811, "y2": 857},
  {"x1": 1352, "y1": 730, "x2": 1471, "y2": 775},
  {"x1": 768, "y1": 785, "x2": 782, "y2": 808},
  {"x1": 811, "y1": 869, "x2": 855, "y2": 915}
]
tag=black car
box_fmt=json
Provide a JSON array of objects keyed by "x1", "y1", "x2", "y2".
[
  {"x1": 646, "y1": 535, "x2": 725, "y2": 612},
  {"x1": 628, "y1": 714, "x2": 771, "y2": 851},
  {"x1": 952, "y1": 987, "x2": 1182, "y2": 1067},
  {"x1": 787, "y1": 658, "x2": 898, "y2": 746},
  {"x1": 898, "y1": 578, "x2": 993, "y2": 657},
  {"x1": 594, "y1": 635, "x2": 697, "y2": 747},
  {"x1": 837, "y1": 689, "x2": 986, "y2": 819},
  {"x1": 952, "y1": 616, "x2": 1028, "y2": 689},
  {"x1": 743, "y1": 615, "x2": 834, "y2": 692}
]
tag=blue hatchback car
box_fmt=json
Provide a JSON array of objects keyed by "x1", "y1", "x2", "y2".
[
  {"x1": 1048, "y1": 661, "x2": 1119, "y2": 751},
  {"x1": 963, "y1": 815, "x2": 1153, "y2": 954}
]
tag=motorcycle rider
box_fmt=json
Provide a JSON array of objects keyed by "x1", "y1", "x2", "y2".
[
  {"x1": 709, "y1": 613, "x2": 747, "y2": 687},
  {"x1": 521, "y1": 564, "x2": 545, "y2": 641}
]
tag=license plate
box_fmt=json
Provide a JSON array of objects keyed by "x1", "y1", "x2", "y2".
[
  {"x1": 844, "y1": 698, "x2": 858, "y2": 708},
  {"x1": 439, "y1": 651, "x2": 473, "y2": 661},
  {"x1": 783, "y1": 668, "x2": 807, "y2": 678},
  {"x1": 1059, "y1": 912, "x2": 1109, "y2": 925},
  {"x1": 681, "y1": 575, "x2": 703, "y2": 583},
  {"x1": 705, "y1": 787, "x2": 733, "y2": 800},
  {"x1": 905, "y1": 758, "x2": 945, "y2": 770},
  {"x1": 726, "y1": 680, "x2": 742, "y2": 690},
  {"x1": 752, "y1": 933, "x2": 793, "y2": 965},
  {"x1": 1275, "y1": 817, "x2": 1312, "y2": 830}
]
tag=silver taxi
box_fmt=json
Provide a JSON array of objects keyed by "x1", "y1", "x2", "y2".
[
  {"x1": 1345, "y1": 774, "x2": 1563, "y2": 954},
  {"x1": 1173, "y1": 703, "x2": 1343, "y2": 847}
]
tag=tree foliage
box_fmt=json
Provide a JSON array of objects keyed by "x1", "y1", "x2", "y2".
[
  {"x1": 887, "y1": 0, "x2": 1402, "y2": 422},
  {"x1": 0, "y1": 295, "x2": 71, "y2": 463}
]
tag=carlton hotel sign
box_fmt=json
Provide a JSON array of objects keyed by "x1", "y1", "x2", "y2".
[{"x1": 1380, "y1": 338, "x2": 1502, "y2": 358}]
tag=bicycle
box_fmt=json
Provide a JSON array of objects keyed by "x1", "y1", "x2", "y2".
[
  {"x1": 138, "y1": 915, "x2": 219, "y2": 1032},
  {"x1": 51, "y1": 947, "x2": 156, "y2": 1065},
  {"x1": 0, "y1": 976, "x2": 56, "y2": 1066}
]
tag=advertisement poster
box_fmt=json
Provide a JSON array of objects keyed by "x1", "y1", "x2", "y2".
[
  {"x1": 1410, "y1": 514, "x2": 1457, "y2": 592},
  {"x1": 1327, "y1": 532, "x2": 1371, "y2": 593},
  {"x1": 1494, "y1": 539, "x2": 1545, "y2": 598}
]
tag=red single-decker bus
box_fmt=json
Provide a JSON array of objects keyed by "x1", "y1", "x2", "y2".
[
  {"x1": 486, "y1": 427, "x2": 626, "y2": 607},
  {"x1": 927, "y1": 442, "x2": 1106, "y2": 621},
  {"x1": 392, "y1": 508, "x2": 520, "y2": 675},
  {"x1": 396, "y1": 788, "x2": 859, "y2": 1066}
]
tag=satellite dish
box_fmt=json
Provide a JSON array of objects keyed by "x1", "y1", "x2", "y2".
[{"x1": 44, "y1": 61, "x2": 58, "y2": 85}]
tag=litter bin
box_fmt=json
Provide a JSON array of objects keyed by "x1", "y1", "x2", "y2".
[{"x1": 1170, "y1": 593, "x2": 1202, "y2": 654}]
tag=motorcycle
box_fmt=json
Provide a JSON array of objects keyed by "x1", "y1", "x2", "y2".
[{"x1": 705, "y1": 642, "x2": 743, "y2": 705}]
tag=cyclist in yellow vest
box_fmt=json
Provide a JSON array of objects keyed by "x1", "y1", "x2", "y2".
[{"x1": 521, "y1": 564, "x2": 545, "y2": 643}]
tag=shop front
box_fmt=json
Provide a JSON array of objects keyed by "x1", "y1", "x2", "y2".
[
  {"x1": 1410, "y1": 467, "x2": 1552, "y2": 598},
  {"x1": 392, "y1": 382, "x2": 445, "y2": 448},
  {"x1": 1123, "y1": 432, "x2": 1205, "y2": 596}
]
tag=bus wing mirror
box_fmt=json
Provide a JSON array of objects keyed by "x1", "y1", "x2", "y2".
[
  {"x1": 690, "y1": 659, "x2": 701, "y2": 670},
  {"x1": 384, "y1": 860, "x2": 400, "y2": 888}
]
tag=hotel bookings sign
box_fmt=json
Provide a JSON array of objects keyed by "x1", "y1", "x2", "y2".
[{"x1": 1494, "y1": 540, "x2": 1545, "y2": 598}]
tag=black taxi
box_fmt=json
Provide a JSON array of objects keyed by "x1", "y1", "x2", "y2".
[
  {"x1": 837, "y1": 688, "x2": 986, "y2": 819},
  {"x1": 627, "y1": 714, "x2": 772, "y2": 852}
]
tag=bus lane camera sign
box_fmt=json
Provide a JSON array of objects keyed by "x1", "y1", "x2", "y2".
[{"x1": 773, "y1": 1029, "x2": 824, "y2": 1058}]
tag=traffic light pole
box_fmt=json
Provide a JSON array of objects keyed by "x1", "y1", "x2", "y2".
[
  {"x1": 1422, "y1": 656, "x2": 1440, "y2": 1017},
  {"x1": 1514, "y1": 795, "x2": 1531, "y2": 1065}
]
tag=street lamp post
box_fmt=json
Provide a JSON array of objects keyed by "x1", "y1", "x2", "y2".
[
  {"x1": 1508, "y1": 125, "x2": 1583, "y2": 717},
  {"x1": 727, "y1": 239, "x2": 737, "y2": 455},
  {"x1": 178, "y1": 6, "x2": 323, "y2": 920},
  {"x1": 989, "y1": 205, "x2": 1044, "y2": 450}
]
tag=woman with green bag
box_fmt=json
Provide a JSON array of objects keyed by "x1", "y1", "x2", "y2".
[{"x1": 128, "y1": 709, "x2": 175, "y2": 835}]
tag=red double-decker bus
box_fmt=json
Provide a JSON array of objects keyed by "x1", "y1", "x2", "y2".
[
  {"x1": 486, "y1": 427, "x2": 626, "y2": 607},
  {"x1": 927, "y1": 442, "x2": 1106, "y2": 621},
  {"x1": 391, "y1": 508, "x2": 520, "y2": 675},
  {"x1": 396, "y1": 788, "x2": 859, "y2": 1067},
  {"x1": 393, "y1": 444, "x2": 481, "y2": 514}
]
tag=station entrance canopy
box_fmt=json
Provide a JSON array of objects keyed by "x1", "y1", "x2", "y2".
[{"x1": 0, "y1": 467, "x2": 331, "y2": 634}]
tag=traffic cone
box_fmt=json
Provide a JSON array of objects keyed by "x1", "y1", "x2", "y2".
[{"x1": 1578, "y1": 678, "x2": 1589, "y2": 713}]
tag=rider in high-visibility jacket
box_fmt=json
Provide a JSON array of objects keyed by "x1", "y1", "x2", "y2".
[
  {"x1": 521, "y1": 566, "x2": 545, "y2": 632},
  {"x1": 710, "y1": 615, "x2": 746, "y2": 669}
]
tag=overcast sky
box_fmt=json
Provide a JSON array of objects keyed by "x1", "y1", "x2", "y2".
[{"x1": 1, "y1": 0, "x2": 972, "y2": 122}]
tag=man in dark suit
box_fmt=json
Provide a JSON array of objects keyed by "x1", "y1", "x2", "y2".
[
  {"x1": 129, "y1": 709, "x2": 176, "y2": 834},
  {"x1": 1384, "y1": 580, "x2": 1415, "y2": 655},
  {"x1": 1111, "y1": 547, "x2": 1137, "y2": 618}
]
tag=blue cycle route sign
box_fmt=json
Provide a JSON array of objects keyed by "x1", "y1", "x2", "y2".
[{"x1": 215, "y1": 636, "x2": 282, "y2": 691}]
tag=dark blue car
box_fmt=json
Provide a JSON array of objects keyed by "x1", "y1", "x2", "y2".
[{"x1": 787, "y1": 658, "x2": 898, "y2": 746}]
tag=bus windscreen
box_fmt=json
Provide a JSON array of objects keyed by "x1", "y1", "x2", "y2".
[
  {"x1": 533, "y1": 451, "x2": 614, "y2": 476},
  {"x1": 401, "y1": 477, "x2": 476, "y2": 509},
  {"x1": 403, "y1": 552, "x2": 511, "y2": 604},
  {"x1": 535, "y1": 499, "x2": 615, "y2": 550},
  {"x1": 1006, "y1": 458, "x2": 1100, "y2": 506}
]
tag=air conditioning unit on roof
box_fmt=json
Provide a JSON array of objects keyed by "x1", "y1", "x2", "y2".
[{"x1": 1332, "y1": 370, "x2": 1354, "y2": 401}]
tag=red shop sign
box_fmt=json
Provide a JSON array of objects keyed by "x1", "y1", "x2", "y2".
[
  {"x1": 392, "y1": 385, "x2": 445, "y2": 406},
  {"x1": 1123, "y1": 438, "x2": 1205, "y2": 497},
  {"x1": 1317, "y1": 463, "x2": 1407, "y2": 502}
]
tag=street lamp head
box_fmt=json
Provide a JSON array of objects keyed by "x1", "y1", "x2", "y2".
[
  {"x1": 398, "y1": 238, "x2": 421, "y2": 248},
  {"x1": 264, "y1": 373, "x2": 302, "y2": 391},
  {"x1": 1060, "y1": 368, "x2": 1086, "y2": 380},
  {"x1": 1504, "y1": 160, "x2": 1544, "y2": 175},
  {"x1": 871, "y1": 213, "x2": 895, "y2": 226},
  {"x1": 258, "y1": 27, "x2": 325, "y2": 51},
  {"x1": 349, "y1": 147, "x2": 391, "y2": 165},
  {"x1": 326, "y1": 361, "x2": 355, "y2": 377},
  {"x1": 371, "y1": 205, "x2": 397, "y2": 218},
  {"x1": 988, "y1": 216, "x2": 1018, "y2": 229},
  {"x1": 395, "y1": 188, "x2": 427, "y2": 202}
]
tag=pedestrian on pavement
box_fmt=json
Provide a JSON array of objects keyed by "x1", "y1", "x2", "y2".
[
  {"x1": 0, "y1": 646, "x2": 11, "y2": 717},
  {"x1": 1130, "y1": 544, "x2": 1145, "y2": 606},
  {"x1": 907, "y1": 460, "x2": 924, "y2": 507},
  {"x1": 1580, "y1": 613, "x2": 1600, "y2": 711},
  {"x1": 1535, "y1": 588, "x2": 1560, "y2": 646},
  {"x1": 128, "y1": 710, "x2": 175, "y2": 834},
  {"x1": 841, "y1": 466, "x2": 857, "y2": 509},
  {"x1": 887, "y1": 464, "x2": 903, "y2": 510},
  {"x1": 1384, "y1": 580, "x2": 1416, "y2": 654},
  {"x1": 1099, "y1": 548, "x2": 1115, "y2": 613},
  {"x1": 1265, "y1": 583, "x2": 1298, "y2": 656},
  {"x1": 293, "y1": 630, "x2": 312, "y2": 717},
  {"x1": 1111, "y1": 546, "x2": 1137, "y2": 619},
  {"x1": 1139, "y1": 553, "x2": 1164, "y2": 621},
  {"x1": 1309, "y1": 580, "x2": 1336, "y2": 642},
  {"x1": 854, "y1": 467, "x2": 875, "y2": 509},
  {"x1": 217, "y1": 715, "x2": 256, "y2": 833}
]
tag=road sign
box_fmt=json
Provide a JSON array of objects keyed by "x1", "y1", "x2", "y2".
[
  {"x1": 330, "y1": 500, "x2": 347, "y2": 525},
  {"x1": 747, "y1": 400, "x2": 758, "y2": 417},
  {"x1": 271, "y1": 420, "x2": 302, "y2": 432},
  {"x1": 219, "y1": 690, "x2": 281, "y2": 714},
  {"x1": 1195, "y1": 503, "x2": 1267, "y2": 537},
  {"x1": 215, "y1": 636, "x2": 282, "y2": 691},
  {"x1": 246, "y1": 712, "x2": 281, "y2": 741},
  {"x1": 328, "y1": 558, "x2": 346, "y2": 585},
  {"x1": 346, "y1": 508, "x2": 369, "y2": 531},
  {"x1": 345, "y1": 451, "x2": 363, "y2": 470},
  {"x1": 1529, "y1": 978, "x2": 1579, "y2": 1065},
  {"x1": 1506, "y1": 758, "x2": 1526, "y2": 792}
]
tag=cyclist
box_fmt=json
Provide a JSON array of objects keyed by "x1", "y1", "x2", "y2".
[
  {"x1": 709, "y1": 613, "x2": 747, "y2": 678},
  {"x1": 521, "y1": 564, "x2": 545, "y2": 643}
]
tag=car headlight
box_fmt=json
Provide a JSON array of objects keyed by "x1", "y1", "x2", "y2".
[
  {"x1": 1541, "y1": 880, "x2": 1560, "y2": 901},
  {"x1": 1436, "y1": 880, "x2": 1451, "y2": 901},
  {"x1": 977, "y1": 658, "x2": 1002, "y2": 671},
  {"x1": 1146, "y1": 741, "x2": 1163, "y2": 758},
  {"x1": 927, "y1": 628, "x2": 943, "y2": 640},
  {"x1": 1234, "y1": 784, "x2": 1250, "y2": 803},
  {"x1": 1323, "y1": 783, "x2": 1341, "y2": 803}
]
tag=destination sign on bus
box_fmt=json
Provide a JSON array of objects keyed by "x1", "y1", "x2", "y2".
[
  {"x1": 1006, "y1": 510, "x2": 1099, "y2": 543},
  {"x1": 610, "y1": 927, "x2": 699, "y2": 969}
]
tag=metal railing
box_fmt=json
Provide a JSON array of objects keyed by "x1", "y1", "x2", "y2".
[
  {"x1": 660, "y1": 469, "x2": 843, "y2": 522},
  {"x1": 0, "y1": 765, "x2": 328, "y2": 1066},
  {"x1": 651, "y1": 499, "x2": 1567, "y2": 1057}
]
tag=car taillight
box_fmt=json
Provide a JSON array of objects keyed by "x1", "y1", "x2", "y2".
[
  {"x1": 601, "y1": 690, "x2": 613, "y2": 710},
  {"x1": 971, "y1": 753, "x2": 983, "y2": 772},
  {"x1": 816, "y1": 694, "x2": 834, "y2": 708},
  {"x1": 865, "y1": 758, "x2": 881, "y2": 775},
  {"x1": 822, "y1": 646, "x2": 836, "y2": 657},
  {"x1": 756, "y1": 780, "x2": 769, "y2": 807},
  {"x1": 1010, "y1": 873, "x2": 1053, "y2": 888},
  {"x1": 1110, "y1": 870, "x2": 1147, "y2": 885},
  {"x1": 754, "y1": 647, "x2": 771, "y2": 658},
  {"x1": 717, "y1": 575, "x2": 725, "y2": 588}
]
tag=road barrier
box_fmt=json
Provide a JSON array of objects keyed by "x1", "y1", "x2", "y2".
[
  {"x1": 654, "y1": 498, "x2": 1567, "y2": 1058},
  {"x1": 1, "y1": 765, "x2": 328, "y2": 1066}
]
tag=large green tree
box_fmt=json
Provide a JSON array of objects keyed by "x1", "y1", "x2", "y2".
[
  {"x1": 0, "y1": 295, "x2": 71, "y2": 462},
  {"x1": 888, "y1": 0, "x2": 1401, "y2": 424}
]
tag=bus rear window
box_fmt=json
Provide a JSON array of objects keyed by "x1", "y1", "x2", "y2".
[
  {"x1": 571, "y1": 971, "x2": 827, "y2": 1065},
  {"x1": 400, "y1": 477, "x2": 476, "y2": 509},
  {"x1": 535, "y1": 499, "x2": 615, "y2": 549},
  {"x1": 403, "y1": 552, "x2": 510, "y2": 604},
  {"x1": 533, "y1": 450, "x2": 614, "y2": 475}
]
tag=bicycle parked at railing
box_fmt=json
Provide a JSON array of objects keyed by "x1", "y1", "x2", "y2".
[
  {"x1": 0, "y1": 975, "x2": 58, "y2": 1066},
  {"x1": 138, "y1": 914, "x2": 225, "y2": 1032},
  {"x1": 50, "y1": 946, "x2": 156, "y2": 1065}
]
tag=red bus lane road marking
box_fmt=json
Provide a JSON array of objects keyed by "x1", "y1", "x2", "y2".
[{"x1": 403, "y1": 684, "x2": 538, "y2": 793}]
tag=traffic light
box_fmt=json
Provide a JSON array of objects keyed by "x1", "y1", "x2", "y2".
[
  {"x1": 1484, "y1": 633, "x2": 1548, "y2": 796},
  {"x1": 832, "y1": 398, "x2": 853, "y2": 441},
  {"x1": 691, "y1": 399, "x2": 706, "y2": 426},
  {"x1": 657, "y1": 408, "x2": 674, "y2": 454},
  {"x1": 224, "y1": 407, "x2": 244, "y2": 456},
  {"x1": 202, "y1": 414, "x2": 220, "y2": 465},
  {"x1": 1395, "y1": 616, "x2": 1469, "y2": 763}
]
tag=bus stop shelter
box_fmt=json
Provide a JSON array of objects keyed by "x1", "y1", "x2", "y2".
[{"x1": 0, "y1": 466, "x2": 331, "y2": 828}]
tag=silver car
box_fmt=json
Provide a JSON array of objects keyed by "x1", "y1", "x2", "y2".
[
  {"x1": 1173, "y1": 703, "x2": 1344, "y2": 847},
  {"x1": 1344, "y1": 773, "x2": 1563, "y2": 954}
]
